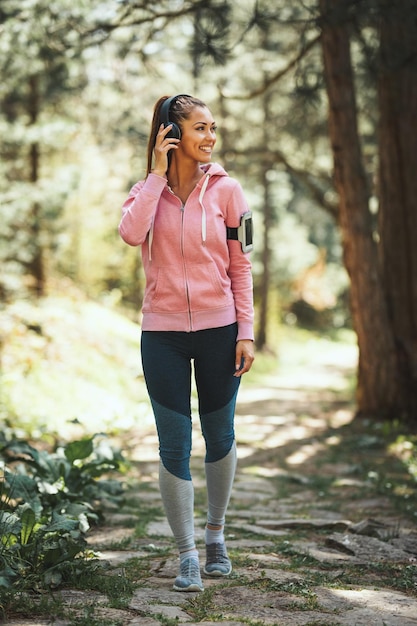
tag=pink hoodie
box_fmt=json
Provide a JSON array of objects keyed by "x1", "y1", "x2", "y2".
[{"x1": 119, "y1": 163, "x2": 254, "y2": 341}]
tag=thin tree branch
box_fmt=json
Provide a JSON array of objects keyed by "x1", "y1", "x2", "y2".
[
  {"x1": 221, "y1": 33, "x2": 321, "y2": 100},
  {"x1": 219, "y1": 146, "x2": 338, "y2": 218}
]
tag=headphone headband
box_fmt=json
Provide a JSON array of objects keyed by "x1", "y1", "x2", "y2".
[{"x1": 159, "y1": 94, "x2": 191, "y2": 139}]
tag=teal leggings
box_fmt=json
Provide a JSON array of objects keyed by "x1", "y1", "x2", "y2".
[{"x1": 141, "y1": 324, "x2": 240, "y2": 480}]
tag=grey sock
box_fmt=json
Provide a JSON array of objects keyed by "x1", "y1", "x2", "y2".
[
  {"x1": 159, "y1": 461, "x2": 195, "y2": 553},
  {"x1": 205, "y1": 442, "x2": 237, "y2": 529}
]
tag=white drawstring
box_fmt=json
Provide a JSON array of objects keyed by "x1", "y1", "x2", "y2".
[
  {"x1": 199, "y1": 174, "x2": 210, "y2": 244},
  {"x1": 148, "y1": 216, "x2": 154, "y2": 261}
]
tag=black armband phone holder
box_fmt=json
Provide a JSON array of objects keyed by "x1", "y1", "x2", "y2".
[{"x1": 226, "y1": 212, "x2": 253, "y2": 253}]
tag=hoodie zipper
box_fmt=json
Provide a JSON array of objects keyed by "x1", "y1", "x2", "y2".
[
  {"x1": 180, "y1": 202, "x2": 193, "y2": 332},
  {"x1": 175, "y1": 174, "x2": 210, "y2": 332}
]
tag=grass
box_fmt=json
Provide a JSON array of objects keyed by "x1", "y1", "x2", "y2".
[
  {"x1": 185, "y1": 587, "x2": 225, "y2": 621},
  {"x1": 134, "y1": 504, "x2": 165, "y2": 538},
  {"x1": 0, "y1": 592, "x2": 67, "y2": 622},
  {"x1": 0, "y1": 295, "x2": 150, "y2": 438},
  {"x1": 71, "y1": 566, "x2": 135, "y2": 606},
  {"x1": 122, "y1": 555, "x2": 154, "y2": 580}
]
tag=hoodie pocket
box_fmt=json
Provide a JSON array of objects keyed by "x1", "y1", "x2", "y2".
[
  {"x1": 150, "y1": 266, "x2": 188, "y2": 313},
  {"x1": 187, "y1": 262, "x2": 232, "y2": 311}
]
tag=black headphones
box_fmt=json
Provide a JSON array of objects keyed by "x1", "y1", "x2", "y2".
[{"x1": 159, "y1": 94, "x2": 191, "y2": 140}]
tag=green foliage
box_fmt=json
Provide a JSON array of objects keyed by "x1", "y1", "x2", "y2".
[
  {"x1": 0, "y1": 0, "x2": 92, "y2": 298},
  {"x1": 0, "y1": 433, "x2": 125, "y2": 590},
  {"x1": 1, "y1": 434, "x2": 125, "y2": 520},
  {"x1": 0, "y1": 0, "x2": 350, "y2": 338},
  {"x1": 0, "y1": 502, "x2": 87, "y2": 590},
  {"x1": 189, "y1": 1, "x2": 232, "y2": 75}
]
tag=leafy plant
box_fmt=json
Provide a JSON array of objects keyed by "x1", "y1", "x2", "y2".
[
  {"x1": 0, "y1": 433, "x2": 126, "y2": 590},
  {"x1": 0, "y1": 504, "x2": 87, "y2": 589},
  {"x1": 1, "y1": 434, "x2": 125, "y2": 521}
]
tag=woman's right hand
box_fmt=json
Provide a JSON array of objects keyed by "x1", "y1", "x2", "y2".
[{"x1": 151, "y1": 124, "x2": 180, "y2": 176}]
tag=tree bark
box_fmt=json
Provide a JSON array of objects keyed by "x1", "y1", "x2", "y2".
[
  {"x1": 377, "y1": 0, "x2": 417, "y2": 419},
  {"x1": 255, "y1": 88, "x2": 274, "y2": 350},
  {"x1": 28, "y1": 75, "x2": 46, "y2": 297},
  {"x1": 319, "y1": 0, "x2": 398, "y2": 416}
]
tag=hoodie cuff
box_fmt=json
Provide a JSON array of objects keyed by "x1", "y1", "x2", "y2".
[{"x1": 237, "y1": 322, "x2": 254, "y2": 342}]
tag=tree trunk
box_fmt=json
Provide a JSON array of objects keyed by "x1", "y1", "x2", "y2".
[
  {"x1": 28, "y1": 75, "x2": 46, "y2": 297},
  {"x1": 377, "y1": 0, "x2": 417, "y2": 419},
  {"x1": 319, "y1": 0, "x2": 398, "y2": 416},
  {"x1": 255, "y1": 88, "x2": 274, "y2": 350}
]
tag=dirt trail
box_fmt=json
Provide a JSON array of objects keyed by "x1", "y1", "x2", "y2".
[{"x1": 6, "y1": 358, "x2": 417, "y2": 626}]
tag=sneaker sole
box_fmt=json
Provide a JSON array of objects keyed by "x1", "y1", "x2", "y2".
[
  {"x1": 173, "y1": 582, "x2": 204, "y2": 592},
  {"x1": 203, "y1": 565, "x2": 232, "y2": 577}
]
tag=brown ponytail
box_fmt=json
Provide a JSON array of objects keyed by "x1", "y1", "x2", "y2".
[
  {"x1": 146, "y1": 96, "x2": 167, "y2": 176},
  {"x1": 146, "y1": 94, "x2": 208, "y2": 176}
]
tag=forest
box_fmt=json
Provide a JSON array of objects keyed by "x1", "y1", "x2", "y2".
[
  {"x1": 1, "y1": 0, "x2": 417, "y2": 421},
  {"x1": 1, "y1": 2, "x2": 417, "y2": 623}
]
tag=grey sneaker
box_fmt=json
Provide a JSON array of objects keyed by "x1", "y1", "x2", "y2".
[
  {"x1": 173, "y1": 556, "x2": 204, "y2": 592},
  {"x1": 204, "y1": 543, "x2": 232, "y2": 577}
]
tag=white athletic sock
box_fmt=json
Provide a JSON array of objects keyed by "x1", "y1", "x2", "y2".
[{"x1": 205, "y1": 525, "x2": 224, "y2": 545}]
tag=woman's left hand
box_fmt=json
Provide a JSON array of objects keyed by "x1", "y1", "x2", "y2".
[{"x1": 234, "y1": 340, "x2": 255, "y2": 377}]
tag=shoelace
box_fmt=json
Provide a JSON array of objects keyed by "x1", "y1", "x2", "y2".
[
  {"x1": 206, "y1": 543, "x2": 229, "y2": 564},
  {"x1": 180, "y1": 557, "x2": 200, "y2": 578}
]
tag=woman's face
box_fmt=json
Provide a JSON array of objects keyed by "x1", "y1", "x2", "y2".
[{"x1": 177, "y1": 106, "x2": 217, "y2": 163}]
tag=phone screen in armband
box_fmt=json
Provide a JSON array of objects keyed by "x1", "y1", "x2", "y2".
[{"x1": 238, "y1": 212, "x2": 253, "y2": 253}]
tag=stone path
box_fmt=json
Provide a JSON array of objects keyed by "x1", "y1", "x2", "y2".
[{"x1": 6, "y1": 366, "x2": 417, "y2": 626}]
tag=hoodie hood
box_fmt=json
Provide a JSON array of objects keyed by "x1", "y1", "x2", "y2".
[{"x1": 199, "y1": 162, "x2": 229, "y2": 177}]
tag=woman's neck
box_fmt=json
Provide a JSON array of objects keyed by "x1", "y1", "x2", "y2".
[
  {"x1": 168, "y1": 161, "x2": 202, "y2": 190},
  {"x1": 167, "y1": 160, "x2": 204, "y2": 204}
]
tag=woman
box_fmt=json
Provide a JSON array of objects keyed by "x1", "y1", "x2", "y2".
[{"x1": 119, "y1": 94, "x2": 254, "y2": 592}]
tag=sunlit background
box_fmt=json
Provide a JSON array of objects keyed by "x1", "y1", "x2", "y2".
[{"x1": 0, "y1": 1, "x2": 356, "y2": 435}]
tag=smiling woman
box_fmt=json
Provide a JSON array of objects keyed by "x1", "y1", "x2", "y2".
[
  {"x1": 173, "y1": 109, "x2": 217, "y2": 170},
  {"x1": 118, "y1": 94, "x2": 255, "y2": 592},
  {"x1": 161, "y1": 104, "x2": 217, "y2": 204}
]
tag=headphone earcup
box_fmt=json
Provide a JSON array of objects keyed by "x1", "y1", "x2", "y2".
[
  {"x1": 160, "y1": 95, "x2": 190, "y2": 141},
  {"x1": 165, "y1": 122, "x2": 181, "y2": 140}
]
